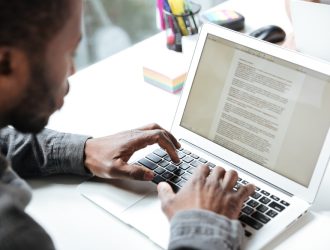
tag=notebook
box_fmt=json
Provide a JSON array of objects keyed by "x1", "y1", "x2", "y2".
[
  {"x1": 290, "y1": 0, "x2": 330, "y2": 61},
  {"x1": 78, "y1": 23, "x2": 330, "y2": 249}
]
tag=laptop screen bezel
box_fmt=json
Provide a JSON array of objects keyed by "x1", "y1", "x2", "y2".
[{"x1": 171, "y1": 23, "x2": 330, "y2": 203}]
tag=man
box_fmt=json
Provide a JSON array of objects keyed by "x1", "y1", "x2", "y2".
[{"x1": 0, "y1": 1, "x2": 254, "y2": 249}]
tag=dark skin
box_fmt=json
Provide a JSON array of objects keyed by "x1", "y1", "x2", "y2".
[
  {"x1": 0, "y1": 0, "x2": 255, "y2": 224},
  {"x1": 158, "y1": 165, "x2": 255, "y2": 220},
  {"x1": 84, "y1": 123, "x2": 181, "y2": 180}
]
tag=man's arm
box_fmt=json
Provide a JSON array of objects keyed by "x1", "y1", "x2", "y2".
[
  {"x1": 0, "y1": 126, "x2": 92, "y2": 177},
  {"x1": 0, "y1": 123, "x2": 181, "y2": 179}
]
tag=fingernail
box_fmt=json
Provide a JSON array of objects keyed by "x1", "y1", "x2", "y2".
[{"x1": 144, "y1": 171, "x2": 154, "y2": 181}]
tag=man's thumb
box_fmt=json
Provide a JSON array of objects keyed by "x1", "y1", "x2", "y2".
[{"x1": 157, "y1": 182, "x2": 175, "y2": 205}]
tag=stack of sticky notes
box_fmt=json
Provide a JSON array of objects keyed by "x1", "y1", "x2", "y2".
[{"x1": 143, "y1": 49, "x2": 190, "y2": 94}]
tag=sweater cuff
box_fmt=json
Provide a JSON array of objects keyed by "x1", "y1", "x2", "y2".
[
  {"x1": 49, "y1": 133, "x2": 92, "y2": 177},
  {"x1": 168, "y1": 209, "x2": 244, "y2": 250}
]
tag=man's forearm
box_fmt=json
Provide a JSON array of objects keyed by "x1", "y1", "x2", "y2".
[{"x1": 0, "y1": 127, "x2": 92, "y2": 177}]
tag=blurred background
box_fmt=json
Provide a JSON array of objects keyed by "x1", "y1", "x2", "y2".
[{"x1": 76, "y1": 0, "x2": 226, "y2": 69}]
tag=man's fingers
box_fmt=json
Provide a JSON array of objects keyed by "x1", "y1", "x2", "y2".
[
  {"x1": 130, "y1": 124, "x2": 180, "y2": 163},
  {"x1": 235, "y1": 183, "x2": 255, "y2": 202},
  {"x1": 110, "y1": 161, "x2": 154, "y2": 181},
  {"x1": 206, "y1": 166, "x2": 226, "y2": 186},
  {"x1": 190, "y1": 165, "x2": 210, "y2": 186},
  {"x1": 137, "y1": 123, "x2": 181, "y2": 149},
  {"x1": 157, "y1": 132, "x2": 180, "y2": 162},
  {"x1": 164, "y1": 130, "x2": 181, "y2": 149},
  {"x1": 222, "y1": 170, "x2": 238, "y2": 192}
]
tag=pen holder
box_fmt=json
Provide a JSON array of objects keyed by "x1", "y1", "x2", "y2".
[{"x1": 163, "y1": 2, "x2": 201, "y2": 52}]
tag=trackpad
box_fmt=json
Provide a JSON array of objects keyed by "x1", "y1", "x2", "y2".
[
  {"x1": 122, "y1": 191, "x2": 170, "y2": 249},
  {"x1": 78, "y1": 178, "x2": 156, "y2": 216}
]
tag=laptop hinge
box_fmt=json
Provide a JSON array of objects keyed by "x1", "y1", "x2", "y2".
[{"x1": 180, "y1": 139, "x2": 294, "y2": 197}]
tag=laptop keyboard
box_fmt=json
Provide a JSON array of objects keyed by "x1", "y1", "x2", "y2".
[{"x1": 137, "y1": 148, "x2": 290, "y2": 237}]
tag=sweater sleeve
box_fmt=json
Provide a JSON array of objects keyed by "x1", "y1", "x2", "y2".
[
  {"x1": 0, "y1": 127, "x2": 92, "y2": 177},
  {"x1": 168, "y1": 209, "x2": 244, "y2": 250}
]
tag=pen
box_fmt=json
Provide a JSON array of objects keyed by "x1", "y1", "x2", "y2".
[
  {"x1": 168, "y1": 0, "x2": 188, "y2": 35},
  {"x1": 157, "y1": 0, "x2": 165, "y2": 30}
]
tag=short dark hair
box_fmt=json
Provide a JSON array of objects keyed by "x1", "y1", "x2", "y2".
[{"x1": 0, "y1": 0, "x2": 71, "y2": 54}]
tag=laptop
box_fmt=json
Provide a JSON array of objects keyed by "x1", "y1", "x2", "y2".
[
  {"x1": 78, "y1": 23, "x2": 330, "y2": 249},
  {"x1": 290, "y1": 0, "x2": 330, "y2": 61}
]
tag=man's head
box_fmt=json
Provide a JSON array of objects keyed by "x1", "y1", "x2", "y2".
[{"x1": 0, "y1": 0, "x2": 82, "y2": 133}]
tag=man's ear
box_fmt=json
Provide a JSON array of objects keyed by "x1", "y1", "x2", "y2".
[{"x1": 0, "y1": 50, "x2": 11, "y2": 75}]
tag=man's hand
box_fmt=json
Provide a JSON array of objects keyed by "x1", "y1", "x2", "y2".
[
  {"x1": 158, "y1": 165, "x2": 255, "y2": 220},
  {"x1": 84, "y1": 123, "x2": 180, "y2": 180}
]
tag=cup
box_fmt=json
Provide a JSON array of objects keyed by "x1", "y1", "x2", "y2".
[{"x1": 163, "y1": 2, "x2": 201, "y2": 52}]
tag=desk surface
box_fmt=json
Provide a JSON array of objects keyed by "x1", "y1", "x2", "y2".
[{"x1": 27, "y1": 0, "x2": 330, "y2": 249}]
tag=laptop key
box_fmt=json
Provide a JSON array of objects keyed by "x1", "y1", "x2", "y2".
[
  {"x1": 146, "y1": 154, "x2": 162, "y2": 163},
  {"x1": 199, "y1": 158, "x2": 207, "y2": 163},
  {"x1": 138, "y1": 158, "x2": 158, "y2": 170},
  {"x1": 187, "y1": 167, "x2": 196, "y2": 174},
  {"x1": 182, "y1": 149, "x2": 191, "y2": 155},
  {"x1": 173, "y1": 168, "x2": 185, "y2": 176},
  {"x1": 162, "y1": 171, "x2": 174, "y2": 180},
  {"x1": 190, "y1": 160, "x2": 202, "y2": 168},
  {"x1": 251, "y1": 192, "x2": 261, "y2": 199},
  {"x1": 153, "y1": 148, "x2": 167, "y2": 158},
  {"x1": 183, "y1": 155, "x2": 194, "y2": 163},
  {"x1": 179, "y1": 163, "x2": 190, "y2": 170},
  {"x1": 190, "y1": 153, "x2": 199, "y2": 159},
  {"x1": 177, "y1": 180, "x2": 186, "y2": 187},
  {"x1": 164, "y1": 155, "x2": 172, "y2": 161},
  {"x1": 178, "y1": 151, "x2": 186, "y2": 159},
  {"x1": 259, "y1": 196, "x2": 271, "y2": 204},
  {"x1": 247, "y1": 199, "x2": 259, "y2": 208},
  {"x1": 261, "y1": 190, "x2": 270, "y2": 196},
  {"x1": 166, "y1": 164, "x2": 177, "y2": 172},
  {"x1": 280, "y1": 200, "x2": 290, "y2": 206},
  {"x1": 170, "y1": 176, "x2": 182, "y2": 184},
  {"x1": 270, "y1": 195, "x2": 280, "y2": 201},
  {"x1": 256, "y1": 204, "x2": 268, "y2": 213},
  {"x1": 266, "y1": 209, "x2": 278, "y2": 218},
  {"x1": 159, "y1": 160, "x2": 169, "y2": 168},
  {"x1": 182, "y1": 172, "x2": 192, "y2": 181},
  {"x1": 251, "y1": 211, "x2": 270, "y2": 224},
  {"x1": 269, "y1": 201, "x2": 285, "y2": 212},
  {"x1": 152, "y1": 175, "x2": 165, "y2": 184},
  {"x1": 239, "y1": 215, "x2": 263, "y2": 230},
  {"x1": 242, "y1": 206, "x2": 254, "y2": 215},
  {"x1": 154, "y1": 167, "x2": 166, "y2": 175},
  {"x1": 207, "y1": 162, "x2": 216, "y2": 168}
]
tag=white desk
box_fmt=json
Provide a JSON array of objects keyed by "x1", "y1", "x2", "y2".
[{"x1": 26, "y1": 0, "x2": 330, "y2": 249}]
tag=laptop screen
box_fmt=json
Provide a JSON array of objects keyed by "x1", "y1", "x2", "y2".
[{"x1": 180, "y1": 34, "x2": 330, "y2": 187}]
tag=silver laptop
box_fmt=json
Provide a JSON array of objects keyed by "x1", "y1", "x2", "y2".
[{"x1": 78, "y1": 23, "x2": 330, "y2": 249}]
